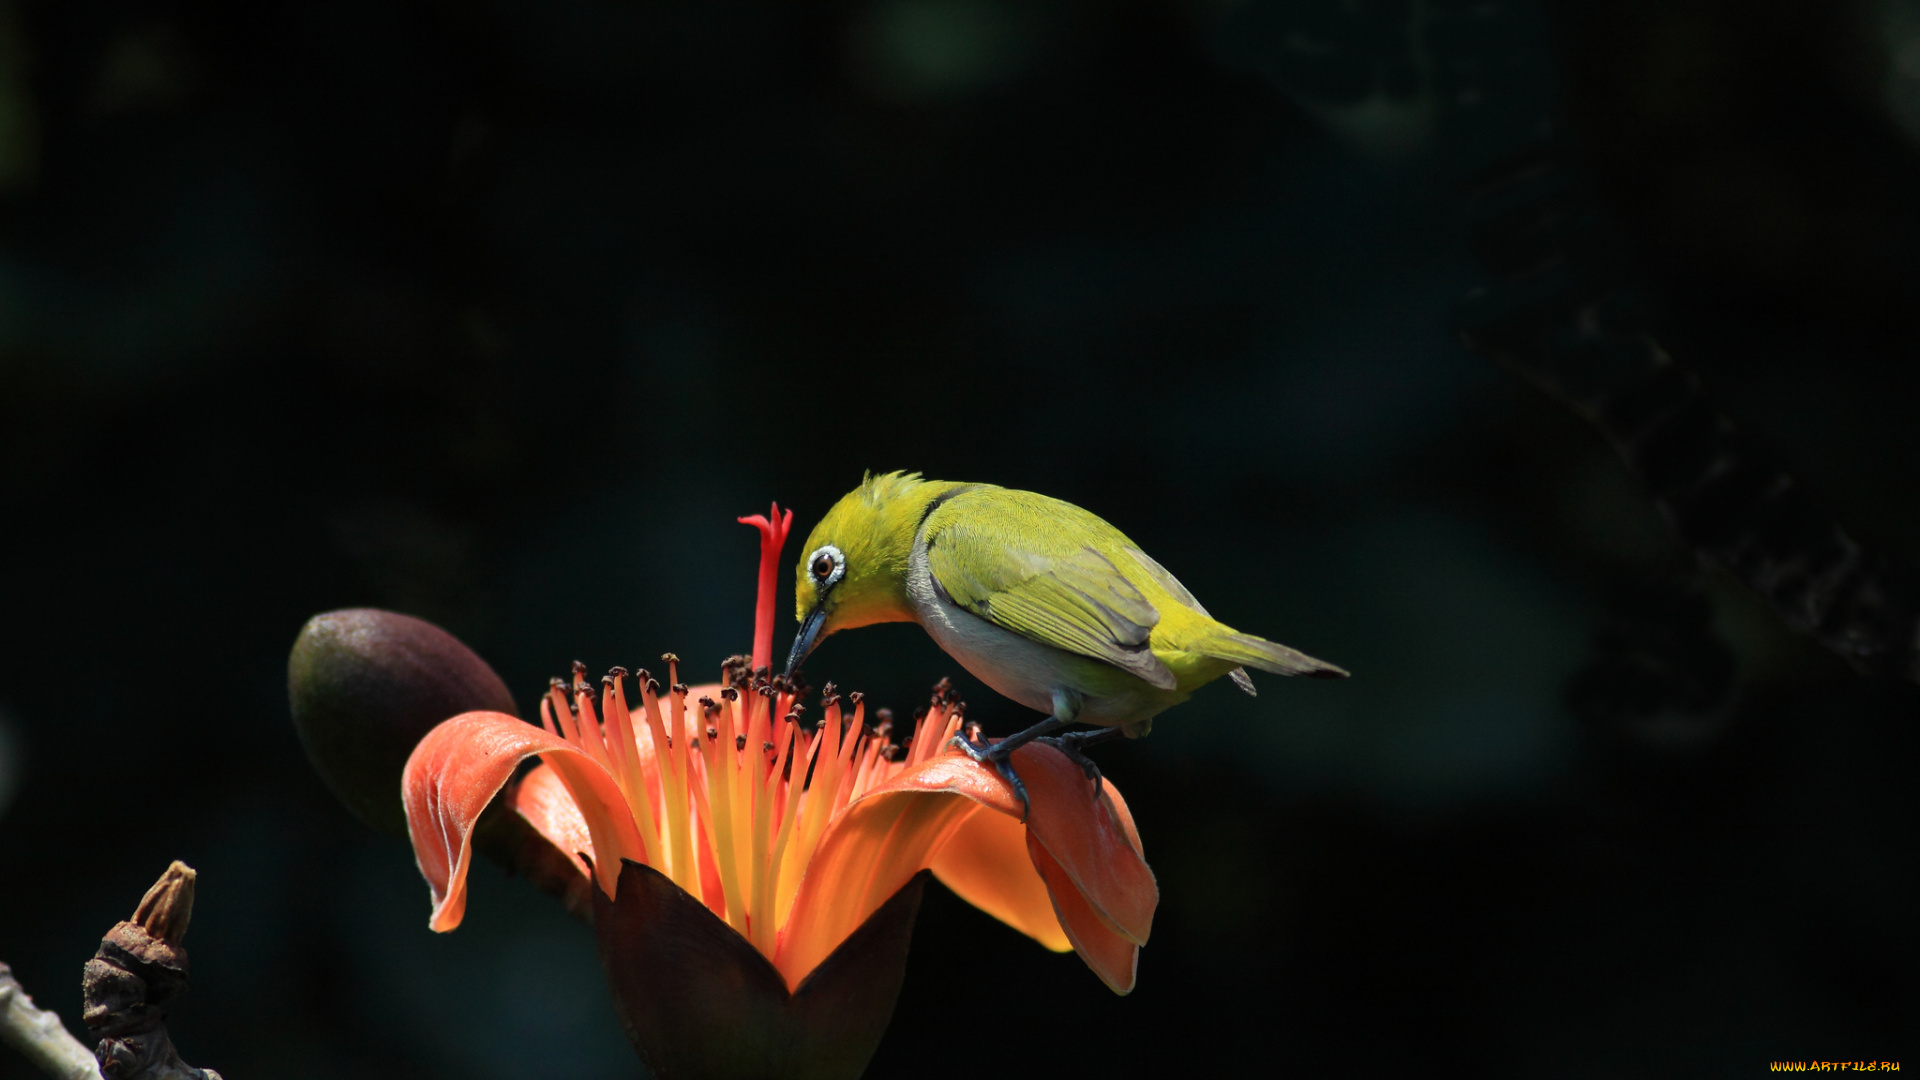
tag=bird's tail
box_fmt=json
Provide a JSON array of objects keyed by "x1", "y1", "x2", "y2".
[{"x1": 1197, "y1": 631, "x2": 1348, "y2": 679}]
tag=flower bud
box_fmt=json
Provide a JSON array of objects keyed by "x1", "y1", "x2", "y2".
[{"x1": 288, "y1": 608, "x2": 516, "y2": 835}]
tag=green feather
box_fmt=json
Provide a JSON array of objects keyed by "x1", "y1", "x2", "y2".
[{"x1": 926, "y1": 492, "x2": 1178, "y2": 689}]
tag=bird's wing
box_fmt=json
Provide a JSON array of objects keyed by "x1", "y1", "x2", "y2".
[
  {"x1": 923, "y1": 493, "x2": 1179, "y2": 690},
  {"x1": 1123, "y1": 545, "x2": 1257, "y2": 695}
]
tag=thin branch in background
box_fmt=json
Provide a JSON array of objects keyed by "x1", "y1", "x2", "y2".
[
  {"x1": 0, "y1": 962, "x2": 101, "y2": 1080},
  {"x1": 1459, "y1": 140, "x2": 1920, "y2": 683}
]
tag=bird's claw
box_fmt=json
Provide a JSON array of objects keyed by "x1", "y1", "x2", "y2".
[
  {"x1": 1034, "y1": 734, "x2": 1105, "y2": 798},
  {"x1": 949, "y1": 732, "x2": 1031, "y2": 822}
]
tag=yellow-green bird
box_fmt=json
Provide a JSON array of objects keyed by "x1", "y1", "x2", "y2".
[{"x1": 785, "y1": 472, "x2": 1346, "y2": 802}]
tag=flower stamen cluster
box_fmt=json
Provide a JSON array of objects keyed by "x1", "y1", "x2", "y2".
[{"x1": 537, "y1": 659, "x2": 965, "y2": 958}]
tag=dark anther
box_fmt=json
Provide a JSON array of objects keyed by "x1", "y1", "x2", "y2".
[
  {"x1": 664, "y1": 736, "x2": 673, "y2": 748},
  {"x1": 789, "y1": 703, "x2": 806, "y2": 718},
  {"x1": 784, "y1": 712, "x2": 800, "y2": 724},
  {"x1": 735, "y1": 734, "x2": 747, "y2": 751},
  {"x1": 821, "y1": 681, "x2": 837, "y2": 698},
  {"x1": 635, "y1": 668, "x2": 653, "y2": 684},
  {"x1": 646, "y1": 679, "x2": 663, "y2": 696},
  {"x1": 706, "y1": 727, "x2": 719, "y2": 740},
  {"x1": 573, "y1": 660, "x2": 588, "y2": 677},
  {"x1": 822, "y1": 694, "x2": 841, "y2": 710},
  {"x1": 912, "y1": 706, "x2": 929, "y2": 722},
  {"x1": 885, "y1": 744, "x2": 907, "y2": 762},
  {"x1": 848, "y1": 691, "x2": 864, "y2": 705},
  {"x1": 550, "y1": 677, "x2": 568, "y2": 690},
  {"x1": 699, "y1": 697, "x2": 719, "y2": 715},
  {"x1": 720, "y1": 686, "x2": 739, "y2": 701},
  {"x1": 672, "y1": 683, "x2": 689, "y2": 696},
  {"x1": 763, "y1": 741, "x2": 776, "y2": 753},
  {"x1": 609, "y1": 665, "x2": 629, "y2": 679},
  {"x1": 661, "y1": 652, "x2": 680, "y2": 666}
]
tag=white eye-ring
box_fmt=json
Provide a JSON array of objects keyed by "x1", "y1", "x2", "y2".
[{"x1": 807, "y1": 544, "x2": 846, "y2": 588}]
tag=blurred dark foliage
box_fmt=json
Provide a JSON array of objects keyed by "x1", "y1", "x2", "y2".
[{"x1": 0, "y1": 0, "x2": 1914, "y2": 1077}]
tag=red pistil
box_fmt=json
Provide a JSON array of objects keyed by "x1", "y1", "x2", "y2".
[{"x1": 737, "y1": 503, "x2": 792, "y2": 673}]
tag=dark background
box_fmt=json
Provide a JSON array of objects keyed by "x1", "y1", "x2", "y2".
[{"x1": 1, "y1": 0, "x2": 1915, "y2": 1076}]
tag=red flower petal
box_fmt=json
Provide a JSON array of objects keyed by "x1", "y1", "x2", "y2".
[
  {"x1": 776, "y1": 742, "x2": 1153, "y2": 990},
  {"x1": 1013, "y1": 743, "x2": 1156, "y2": 947},
  {"x1": 508, "y1": 761, "x2": 595, "y2": 883},
  {"x1": 775, "y1": 779, "x2": 978, "y2": 990},
  {"x1": 929, "y1": 803, "x2": 1070, "y2": 952},
  {"x1": 1026, "y1": 833, "x2": 1140, "y2": 994},
  {"x1": 403, "y1": 710, "x2": 642, "y2": 931}
]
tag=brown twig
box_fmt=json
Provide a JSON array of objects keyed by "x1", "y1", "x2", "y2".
[{"x1": 80, "y1": 862, "x2": 223, "y2": 1080}]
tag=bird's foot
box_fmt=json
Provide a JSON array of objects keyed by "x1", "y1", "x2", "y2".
[
  {"x1": 949, "y1": 731, "x2": 1031, "y2": 821},
  {"x1": 948, "y1": 716, "x2": 1067, "y2": 822},
  {"x1": 1034, "y1": 727, "x2": 1124, "y2": 797}
]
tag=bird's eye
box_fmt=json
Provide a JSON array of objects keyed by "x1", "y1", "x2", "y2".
[{"x1": 807, "y1": 545, "x2": 845, "y2": 588}]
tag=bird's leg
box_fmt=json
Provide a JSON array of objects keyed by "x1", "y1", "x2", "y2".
[
  {"x1": 951, "y1": 716, "x2": 1065, "y2": 819},
  {"x1": 949, "y1": 688, "x2": 1082, "y2": 820},
  {"x1": 1034, "y1": 726, "x2": 1125, "y2": 795}
]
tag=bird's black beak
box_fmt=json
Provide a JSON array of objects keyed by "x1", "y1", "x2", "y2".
[{"x1": 785, "y1": 603, "x2": 828, "y2": 678}]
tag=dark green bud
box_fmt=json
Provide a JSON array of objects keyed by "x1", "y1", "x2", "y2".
[{"x1": 288, "y1": 609, "x2": 517, "y2": 835}]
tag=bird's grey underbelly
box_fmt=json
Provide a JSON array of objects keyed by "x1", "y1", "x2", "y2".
[{"x1": 904, "y1": 550, "x2": 1058, "y2": 715}]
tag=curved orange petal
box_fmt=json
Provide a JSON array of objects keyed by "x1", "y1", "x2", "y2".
[
  {"x1": 1027, "y1": 832, "x2": 1139, "y2": 994},
  {"x1": 403, "y1": 710, "x2": 643, "y2": 932},
  {"x1": 1096, "y1": 770, "x2": 1144, "y2": 856},
  {"x1": 775, "y1": 744, "x2": 1147, "y2": 989},
  {"x1": 929, "y1": 803, "x2": 1070, "y2": 952},
  {"x1": 873, "y1": 750, "x2": 1028, "y2": 817},
  {"x1": 1013, "y1": 743, "x2": 1156, "y2": 946},
  {"x1": 508, "y1": 761, "x2": 595, "y2": 882},
  {"x1": 773, "y1": 781, "x2": 977, "y2": 990}
]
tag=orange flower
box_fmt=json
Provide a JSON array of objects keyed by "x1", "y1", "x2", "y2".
[{"x1": 401, "y1": 506, "x2": 1157, "y2": 1065}]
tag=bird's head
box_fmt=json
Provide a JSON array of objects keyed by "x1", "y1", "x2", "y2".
[{"x1": 785, "y1": 471, "x2": 949, "y2": 676}]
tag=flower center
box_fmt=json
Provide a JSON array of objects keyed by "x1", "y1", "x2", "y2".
[{"x1": 540, "y1": 658, "x2": 967, "y2": 958}]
